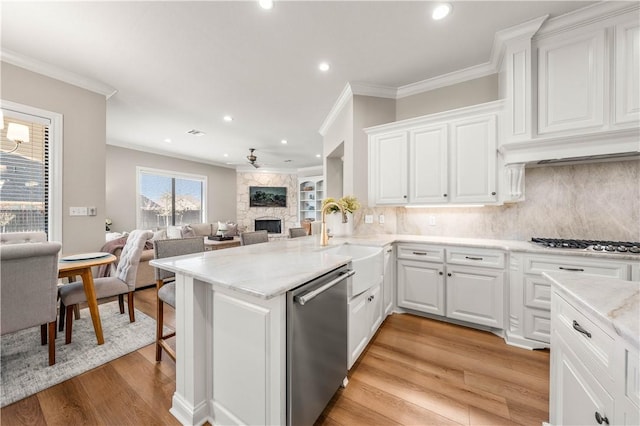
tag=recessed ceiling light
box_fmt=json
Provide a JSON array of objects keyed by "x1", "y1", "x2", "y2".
[
  {"x1": 223, "y1": 115, "x2": 233, "y2": 122},
  {"x1": 281, "y1": 139, "x2": 287, "y2": 144},
  {"x1": 259, "y1": 0, "x2": 273, "y2": 10},
  {"x1": 223, "y1": 153, "x2": 229, "y2": 157},
  {"x1": 318, "y1": 62, "x2": 330, "y2": 72},
  {"x1": 432, "y1": 3, "x2": 452, "y2": 20},
  {"x1": 315, "y1": 154, "x2": 321, "y2": 158},
  {"x1": 164, "y1": 138, "x2": 172, "y2": 143}
]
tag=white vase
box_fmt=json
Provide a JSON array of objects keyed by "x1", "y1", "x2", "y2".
[{"x1": 325, "y1": 212, "x2": 354, "y2": 237}]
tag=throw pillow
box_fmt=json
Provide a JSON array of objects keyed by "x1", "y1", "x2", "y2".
[
  {"x1": 151, "y1": 229, "x2": 167, "y2": 241},
  {"x1": 166, "y1": 226, "x2": 183, "y2": 239},
  {"x1": 223, "y1": 223, "x2": 238, "y2": 237},
  {"x1": 181, "y1": 225, "x2": 196, "y2": 238}
]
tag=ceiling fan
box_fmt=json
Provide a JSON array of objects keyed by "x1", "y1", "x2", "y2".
[{"x1": 246, "y1": 148, "x2": 261, "y2": 168}]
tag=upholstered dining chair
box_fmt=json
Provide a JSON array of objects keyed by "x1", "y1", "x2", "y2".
[
  {"x1": 58, "y1": 229, "x2": 153, "y2": 344},
  {"x1": 0, "y1": 232, "x2": 62, "y2": 366},
  {"x1": 240, "y1": 230, "x2": 269, "y2": 246},
  {"x1": 152, "y1": 237, "x2": 204, "y2": 362},
  {"x1": 289, "y1": 227, "x2": 308, "y2": 238}
]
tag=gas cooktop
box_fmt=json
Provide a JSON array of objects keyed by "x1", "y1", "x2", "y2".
[{"x1": 531, "y1": 238, "x2": 640, "y2": 254}]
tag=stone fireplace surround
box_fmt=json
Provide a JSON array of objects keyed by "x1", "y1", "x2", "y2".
[{"x1": 237, "y1": 172, "x2": 299, "y2": 241}]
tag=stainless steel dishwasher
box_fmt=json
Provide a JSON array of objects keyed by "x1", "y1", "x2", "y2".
[{"x1": 286, "y1": 265, "x2": 354, "y2": 426}]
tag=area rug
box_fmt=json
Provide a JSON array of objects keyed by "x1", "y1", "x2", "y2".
[{"x1": 1, "y1": 301, "x2": 159, "y2": 407}]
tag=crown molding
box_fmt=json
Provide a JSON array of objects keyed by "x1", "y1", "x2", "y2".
[
  {"x1": 1, "y1": 49, "x2": 118, "y2": 99},
  {"x1": 349, "y1": 82, "x2": 397, "y2": 99},
  {"x1": 534, "y1": 1, "x2": 640, "y2": 40},
  {"x1": 296, "y1": 165, "x2": 323, "y2": 177},
  {"x1": 318, "y1": 83, "x2": 354, "y2": 136}
]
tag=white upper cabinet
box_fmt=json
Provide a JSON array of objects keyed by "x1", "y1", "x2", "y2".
[
  {"x1": 367, "y1": 101, "x2": 502, "y2": 206},
  {"x1": 615, "y1": 19, "x2": 640, "y2": 125},
  {"x1": 369, "y1": 131, "x2": 408, "y2": 205},
  {"x1": 409, "y1": 124, "x2": 448, "y2": 203},
  {"x1": 450, "y1": 115, "x2": 497, "y2": 203},
  {"x1": 537, "y1": 29, "x2": 605, "y2": 135}
]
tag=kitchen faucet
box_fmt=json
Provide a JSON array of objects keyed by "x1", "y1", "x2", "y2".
[{"x1": 320, "y1": 201, "x2": 347, "y2": 246}]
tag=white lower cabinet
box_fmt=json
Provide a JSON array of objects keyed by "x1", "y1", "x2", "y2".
[
  {"x1": 397, "y1": 244, "x2": 505, "y2": 329},
  {"x1": 382, "y1": 244, "x2": 395, "y2": 316},
  {"x1": 397, "y1": 258, "x2": 445, "y2": 315},
  {"x1": 551, "y1": 332, "x2": 614, "y2": 426},
  {"x1": 446, "y1": 265, "x2": 504, "y2": 328},
  {"x1": 348, "y1": 282, "x2": 382, "y2": 369}
]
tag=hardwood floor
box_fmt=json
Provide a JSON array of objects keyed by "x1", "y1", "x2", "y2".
[{"x1": 1, "y1": 287, "x2": 550, "y2": 425}]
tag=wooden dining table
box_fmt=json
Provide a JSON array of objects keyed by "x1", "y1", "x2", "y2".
[{"x1": 58, "y1": 253, "x2": 117, "y2": 345}]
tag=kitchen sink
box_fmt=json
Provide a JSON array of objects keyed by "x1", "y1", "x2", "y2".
[{"x1": 323, "y1": 244, "x2": 383, "y2": 297}]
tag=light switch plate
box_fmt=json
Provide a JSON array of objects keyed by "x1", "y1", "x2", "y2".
[
  {"x1": 428, "y1": 215, "x2": 436, "y2": 226},
  {"x1": 364, "y1": 215, "x2": 373, "y2": 224},
  {"x1": 69, "y1": 207, "x2": 88, "y2": 216},
  {"x1": 379, "y1": 214, "x2": 385, "y2": 224}
]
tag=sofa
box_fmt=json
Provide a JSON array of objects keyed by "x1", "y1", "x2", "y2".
[{"x1": 109, "y1": 222, "x2": 243, "y2": 289}]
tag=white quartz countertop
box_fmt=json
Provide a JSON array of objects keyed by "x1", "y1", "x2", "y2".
[
  {"x1": 544, "y1": 271, "x2": 640, "y2": 350},
  {"x1": 151, "y1": 237, "x2": 352, "y2": 300}
]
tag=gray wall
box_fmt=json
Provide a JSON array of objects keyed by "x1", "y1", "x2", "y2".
[
  {"x1": 1, "y1": 62, "x2": 106, "y2": 254},
  {"x1": 106, "y1": 145, "x2": 237, "y2": 233},
  {"x1": 396, "y1": 74, "x2": 499, "y2": 120}
]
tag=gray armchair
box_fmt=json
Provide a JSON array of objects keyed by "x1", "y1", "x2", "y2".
[
  {"x1": 58, "y1": 229, "x2": 153, "y2": 344},
  {"x1": 289, "y1": 227, "x2": 308, "y2": 238},
  {"x1": 153, "y1": 237, "x2": 205, "y2": 361},
  {"x1": 0, "y1": 232, "x2": 62, "y2": 366}
]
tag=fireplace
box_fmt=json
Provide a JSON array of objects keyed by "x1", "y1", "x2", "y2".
[{"x1": 255, "y1": 218, "x2": 282, "y2": 234}]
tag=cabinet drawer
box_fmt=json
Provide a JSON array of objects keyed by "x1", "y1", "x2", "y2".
[
  {"x1": 553, "y1": 293, "x2": 615, "y2": 381},
  {"x1": 525, "y1": 256, "x2": 629, "y2": 279},
  {"x1": 524, "y1": 276, "x2": 551, "y2": 309},
  {"x1": 446, "y1": 247, "x2": 505, "y2": 269},
  {"x1": 627, "y1": 348, "x2": 640, "y2": 409},
  {"x1": 397, "y1": 244, "x2": 444, "y2": 262}
]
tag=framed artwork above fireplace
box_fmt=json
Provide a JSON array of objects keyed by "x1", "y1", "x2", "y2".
[{"x1": 249, "y1": 186, "x2": 287, "y2": 207}]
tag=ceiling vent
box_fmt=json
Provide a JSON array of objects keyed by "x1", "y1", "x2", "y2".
[{"x1": 186, "y1": 129, "x2": 206, "y2": 136}]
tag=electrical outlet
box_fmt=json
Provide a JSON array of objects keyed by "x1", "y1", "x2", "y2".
[
  {"x1": 428, "y1": 215, "x2": 436, "y2": 226},
  {"x1": 88, "y1": 207, "x2": 97, "y2": 216},
  {"x1": 69, "y1": 207, "x2": 88, "y2": 216},
  {"x1": 364, "y1": 215, "x2": 373, "y2": 224},
  {"x1": 379, "y1": 214, "x2": 385, "y2": 224}
]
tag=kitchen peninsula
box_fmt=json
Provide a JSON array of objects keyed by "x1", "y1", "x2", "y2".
[
  {"x1": 150, "y1": 237, "x2": 353, "y2": 426},
  {"x1": 152, "y1": 234, "x2": 640, "y2": 426}
]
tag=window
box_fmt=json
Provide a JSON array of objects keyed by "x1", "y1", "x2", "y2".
[
  {"x1": 137, "y1": 167, "x2": 206, "y2": 229},
  {"x1": 0, "y1": 103, "x2": 61, "y2": 240}
]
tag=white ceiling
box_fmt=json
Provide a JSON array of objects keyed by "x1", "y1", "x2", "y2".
[{"x1": 1, "y1": 1, "x2": 595, "y2": 172}]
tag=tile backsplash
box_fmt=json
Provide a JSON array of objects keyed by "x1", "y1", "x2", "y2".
[{"x1": 354, "y1": 160, "x2": 639, "y2": 241}]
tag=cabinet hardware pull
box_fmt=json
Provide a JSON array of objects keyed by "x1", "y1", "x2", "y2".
[
  {"x1": 447, "y1": 273, "x2": 452, "y2": 277},
  {"x1": 443, "y1": 193, "x2": 448, "y2": 197},
  {"x1": 559, "y1": 267, "x2": 584, "y2": 272},
  {"x1": 403, "y1": 195, "x2": 407, "y2": 198},
  {"x1": 412, "y1": 251, "x2": 427, "y2": 256},
  {"x1": 491, "y1": 191, "x2": 496, "y2": 196},
  {"x1": 595, "y1": 412, "x2": 609, "y2": 425},
  {"x1": 572, "y1": 320, "x2": 592, "y2": 338},
  {"x1": 439, "y1": 271, "x2": 443, "y2": 275},
  {"x1": 465, "y1": 256, "x2": 483, "y2": 261},
  {"x1": 386, "y1": 249, "x2": 393, "y2": 253}
]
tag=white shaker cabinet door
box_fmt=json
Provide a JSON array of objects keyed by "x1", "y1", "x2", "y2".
[
  {"x1": 537, "y1": 29, "x2": 606, "y2": 135},
  {"x1": 370, "y1": 131, "x2": 408, "y2": 205},
  {"x1": 449, "y1": 115, "x2": 497, "y2": 204},
  {"x1": 615, "y1": 20, "x2": 640, "y2": 125},
  {"x1": 397, "y1": 259, "x2": 445, "y2": 316},
  {"x1": 446, "y1": 265, "x2": 504, "y2": 328},
  {"x1": 408, "y1": 124, "x2": 448, "y2": 203}
]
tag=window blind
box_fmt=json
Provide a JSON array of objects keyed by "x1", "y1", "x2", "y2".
[{"x1": 0, "y1": 113, "x2": 50, "y2": 234}]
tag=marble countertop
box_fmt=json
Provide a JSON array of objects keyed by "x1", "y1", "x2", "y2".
[
  {"x1": 151, "y1": 237, "x2": 353, "y2": 300},
  {"x1": 544, "y1": 271, "x2": 640, "y2": 350},
  {"x1": 151, "y1": 233, "x2": 639, "y2": 301},
  {"x1": 333, "y1": 234, "x2": 640, "y2": 260}
]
